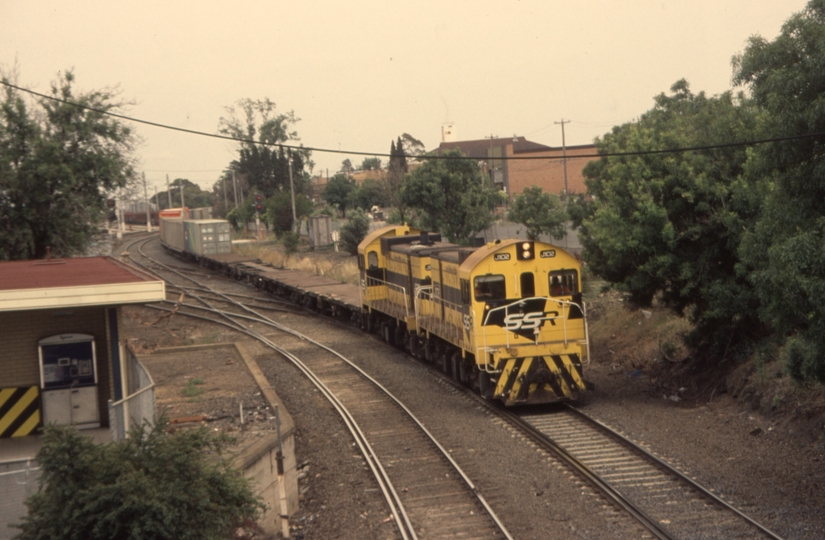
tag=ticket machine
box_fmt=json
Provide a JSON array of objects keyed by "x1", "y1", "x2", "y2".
[{"x1": 38, "y1": 334, "x2": 100, "y2": 429}]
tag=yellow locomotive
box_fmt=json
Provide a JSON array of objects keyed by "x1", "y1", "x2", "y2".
[{"x1": 358, "y1": 224, "x2": 591, "y2": 406}]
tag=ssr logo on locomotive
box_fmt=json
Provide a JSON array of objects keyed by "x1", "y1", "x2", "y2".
[
  {"x1": 504, "y1": 311, "x2": 553, "y2": 331},
  {"x1": 483, "y1": 298, "x2": 559, "y2": 339}
]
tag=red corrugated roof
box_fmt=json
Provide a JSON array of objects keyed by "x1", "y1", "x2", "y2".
[{"x1": 0, "y1": 256, "x2": 156, "y2": 291}]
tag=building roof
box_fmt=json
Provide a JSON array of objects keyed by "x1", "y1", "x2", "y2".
[
  {"x1": 0, "y1": 256, "x2": 166, "y2": 312},
  {"x1": 436, "y1": 136, "x2": 553, "y2": 159}
]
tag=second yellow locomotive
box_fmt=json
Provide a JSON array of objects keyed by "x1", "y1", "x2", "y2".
[{"x1": 358, "y1": 225, "x2": 591, "y2": 406}]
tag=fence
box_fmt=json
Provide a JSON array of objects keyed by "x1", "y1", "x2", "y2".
[
  {"x1": 108, "y1": 347, "x2": 156, "y2": 441},
  {"x1": 0, "y1": 459, "x2": 40, "y2": 539}
]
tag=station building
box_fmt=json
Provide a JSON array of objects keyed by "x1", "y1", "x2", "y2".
[{"x1": 0, "y1": 256, "x2": 165, "y2": 440}]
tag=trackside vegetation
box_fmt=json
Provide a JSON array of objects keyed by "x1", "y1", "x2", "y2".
[
  {"x1": 13, "y1": 422, "x2": 263, "y2": 540},
  {"x1": 572, "y1": 0, "x2": 825, "y2": 382}
]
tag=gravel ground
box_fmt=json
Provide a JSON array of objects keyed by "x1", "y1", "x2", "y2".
[
  {"x1": 577, "y1": 363, "x2": 825, "y2": 540},
  {"x1": 121, "y1": 239, "x2": 825, "y2": 539}
]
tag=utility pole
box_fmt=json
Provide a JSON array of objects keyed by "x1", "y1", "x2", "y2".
[
  {"x1": 485, "y1": 134, "x2": 497, "y2": 186},
  {"x1": 142, "y1": 172, "x2": 152, "y2": 232},
  {"x1": 288, "y1": 150, "x2": 297, "y2": 228},
  {"x1": 117, "y1": 187, "x2": 124, "y2": 240},
  {"x1": 232, "y1": 170, "x2": 239, "y2": 208},
  {"x1": 555, "y1": 119, "x2": 570, "y2": 198},
  {"x1": 222, "y1": 173, "x2": 228, "y2": 214},
  {"x1": 166, "y1": 174, "x2": 172, "y2": 209}
]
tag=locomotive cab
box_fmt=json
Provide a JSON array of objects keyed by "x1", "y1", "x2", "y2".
[{"x1": 461, "y1": 239, "x2": 590, "y2": 405}]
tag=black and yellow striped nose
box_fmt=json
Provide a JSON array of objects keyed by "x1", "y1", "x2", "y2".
[{"x1": 495, "y1": 355, "x2": 585, "y2": 405}]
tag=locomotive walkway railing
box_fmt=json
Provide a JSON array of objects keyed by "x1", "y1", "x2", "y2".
[
  {"x1": 414, "y1": 286, "x2": 465, "y2": 345},
  {"x1": 364, "y1": 276, "x2": 411, "y2": 320}
]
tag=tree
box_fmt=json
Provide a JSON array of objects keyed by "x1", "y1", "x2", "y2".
[
  {"x1": 0, "y1": 70, "x2": 135, "y2": 260},
  {"x1": 13, "y1": 422, "x2": 263, "y2": 540},
  {"x1": 360, "y1": 157, "x2": 381, "y2": 170},
  {"x1": 225, "y1": 192, "x2": 255, "y2": 231},
  {"x1": 399, "y1": 133, "x2": 426, "y2": 158},
  {"x1": 340, "y1": 208, "x2": 371, "y2": 255},
  {"x1": 340, "y1": 158, "x2": 354, "y2": 174},
  {"x1": 508, "y1": 186, "x2": 567, "y2": 241},
  {"x1": 217, "y1": 99, "x2": 310, "y2": 199},
  {"x1": 153, "y1": 178, "x2": 211, "y2": 209},
  {"x1": 210, "y1": 169, "x2": 236, "y2": 218},
  {"x1": 385, "y1": 137, "x2": 410, "y2": 222},
  {"x1": 733, "y1": 0, "x2": 825, "y2": 381},
  {"x1": 400, "y1": 149, "x2": 504, "y2": 244},
  {"x1": 577, "y1": 80, "x2": 764, "y2": 355},
  {"x1": 322, "y1": 173, "x2": 356, "y2": 217},
  {"x1": 353, "y1": 177, "x2": 391, "y2": 211},
  {"x1": 264, "y1": 190, "x2": 313, "y2": 236}
]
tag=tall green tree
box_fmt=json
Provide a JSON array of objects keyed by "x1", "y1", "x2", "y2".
[
  {"x1": 340, "y1": 208, "x2": 371, "y2": 255},
  {"x1": 360, "y1": 157, "x2": 381, "y2": 170},
  {"x1": 153, "y1": 178, "x2": 211, "y2": 209},
  {"x1": 399, "y1": 133, "x2": 426, "y2": 158},
  {"x1": 385, "y1": 137, "x2": 410, "y2": 223},
  {"x1": 14, "y1": 423, "x2": 262, "y2": 540},
  {"x1": 400, "y1": 149, "x2": 504, "y2": 243},
  {"x1": 0, "y1": 71, "x2": 135, "y2": 260},
  {"x1": 576, "y1": 80, "x2": 764, "y2": 354},
  {"x1": 264, "y1": 189, "x2": 313, "y2": 236},
  {"x1": 734, "y1": 0, "x2": 825, "y2": 381},
  {"x1": 508, "y1": 186, "x2": 567, "y2": 241},
  {"x1": 217, "y1": 99, "x2": 310, "y2": 199},
  {"x1": 322, "y1": 173, "x2": 356, "y2": 217},
  {"x1": 353, "y1": 177, "x2": 392, "y2": 211}
]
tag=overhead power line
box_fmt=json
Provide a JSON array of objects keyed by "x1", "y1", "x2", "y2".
[{"x1": 2, "y1": 79, "x2": 823, "y2": 162}]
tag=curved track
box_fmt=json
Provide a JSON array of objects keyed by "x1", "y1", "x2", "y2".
[
  {"x1": 120, "y1": 236, "x2": 513, "y2": 540},
  {"x1": 494, "y1": 404, "x2": 785, "y2": 540},
  {"x1": 117, "y1": 234, "x2": 786, "y2": 538}
]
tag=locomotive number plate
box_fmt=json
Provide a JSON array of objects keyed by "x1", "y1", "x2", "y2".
[
  {"x1": 494, "y1": 253, "x2": 511, "y2": 261},
  {"x1": 540, "y1": 250, "x2": 556, "y2": 258}
]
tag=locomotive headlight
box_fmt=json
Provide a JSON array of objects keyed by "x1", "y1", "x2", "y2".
[{"x1": 517, "y1": 241, "x2": 534, "y2": 260}]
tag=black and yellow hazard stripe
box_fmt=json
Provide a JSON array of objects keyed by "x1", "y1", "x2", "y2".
[
  {"x1": 0, "y1": 386, "x2": 42, "y2": 438},
  {"x1": 494, "y1": 354, "x2": 585, "y2": 405}
]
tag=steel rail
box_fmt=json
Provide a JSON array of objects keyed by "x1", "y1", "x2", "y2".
[
  {"x1": 126, "y1": 240, "x2": 418, "y2": 539},
  {"x1": 144, "y1": 303, "x2": 417, "y2": 539},
  {"x1": 495, "y1": 407, "x2": 675, "y2": 540},
  {"x1": 565, "y1": 404, "x2": 786, "y2": 540},
  {"x1": 128, "y1": 237, "x2": 514, "y2": 540}
]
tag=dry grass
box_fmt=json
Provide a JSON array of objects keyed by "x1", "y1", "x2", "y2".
[
  {"x1": 587, "y1": 294, "x2": 692, "y2": 370},
  {"x1": 235, "y1": 242, "x2": 361, "y2": 285}
]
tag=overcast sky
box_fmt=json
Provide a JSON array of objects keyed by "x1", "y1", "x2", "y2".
[{"x1": 0, "y1": 0, "x2": 810, "y2": 192}]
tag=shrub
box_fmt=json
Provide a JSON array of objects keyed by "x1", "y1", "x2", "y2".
[
  {"x1": 340, "y1": 209, "x2": 371, "y2": 255},
  {"x1": 13, "y1": 421, "x2": 263, "y2": 540}
]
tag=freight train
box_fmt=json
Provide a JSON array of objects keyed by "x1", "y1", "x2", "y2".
[
  {"x1": 158, "y1": 215, "x2": 591, "y2": 406},
  {"x1": 359, "y1": 225, "x2": 591, "y2": 406},
  {"x1": 159, "y1": 210, "x2": 233, "y2": 258}
]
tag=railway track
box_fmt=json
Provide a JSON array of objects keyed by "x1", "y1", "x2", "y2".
[
  {"x1": 117, "y1": 234, "x2": 788, "y2": 538},
  {"x1": 121, "y1": 236, "x2": 514, "y2": 540},
  {"x1": 493, "y1": 404, "x2": 785, "y2": 540}
]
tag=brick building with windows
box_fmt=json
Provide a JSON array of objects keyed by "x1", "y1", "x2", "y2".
[{"x1": 436, "y1": 136, "x2": 597, "y2": 199}]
